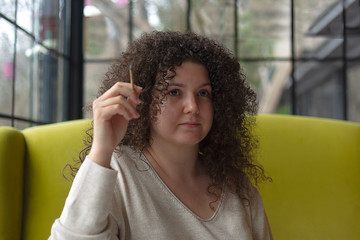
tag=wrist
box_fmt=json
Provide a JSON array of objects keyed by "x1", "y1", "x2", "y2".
[{"x1": 88, "y1": 145, "x2": 112, "y2": 168}]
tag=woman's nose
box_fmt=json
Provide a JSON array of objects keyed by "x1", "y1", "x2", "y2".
[{"x1": 183, "y1": 94, "x2": 200, "y2": 114}]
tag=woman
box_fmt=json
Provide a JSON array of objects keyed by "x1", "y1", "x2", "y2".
[{"x1": 50, "y1": 31, "x2": 272, "y2": 239}]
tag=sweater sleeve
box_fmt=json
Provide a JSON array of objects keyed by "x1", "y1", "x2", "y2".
[
  {"x1": 49, "y1": 156, "x2": 119, "y2": 240},
  {"x1": 250, "y1": 187, "x2": 273, "y2": 240}
]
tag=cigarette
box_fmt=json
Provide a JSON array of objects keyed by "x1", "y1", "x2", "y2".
[{"x1": 129, "y1": 64, "x2": 135, "y2": 91}]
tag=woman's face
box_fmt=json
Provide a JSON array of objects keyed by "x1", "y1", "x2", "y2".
[{"x1": 150, "y1": 61, "x2": 214, "y2": 147}]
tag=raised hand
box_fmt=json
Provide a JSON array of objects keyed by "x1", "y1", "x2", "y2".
[{"x1": 88, "y1": 82, "x2": 142, "y2": 168}]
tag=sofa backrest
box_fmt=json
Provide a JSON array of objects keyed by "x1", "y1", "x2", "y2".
[
  {"x1": 21, "y1": 119, "x2": 91, "y2": 240},
  {"x1": 256, "y1": 114, "x2": 360, "y2": 240},
  {"x1": 0, "y1": 127, "x2": 25, "y2": 240}
]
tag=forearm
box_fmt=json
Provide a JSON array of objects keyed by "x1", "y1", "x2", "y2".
[
  {"x1": 50, "y1": 156, "x2": 118, "y2": 238},
  {"x1": 88, "y1": 144, "x2": 113, "y2": 168}
]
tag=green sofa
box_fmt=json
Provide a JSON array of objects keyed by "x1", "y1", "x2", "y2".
[{"x1": 1, "y1": 114, "x2": 359, "y2": 239}]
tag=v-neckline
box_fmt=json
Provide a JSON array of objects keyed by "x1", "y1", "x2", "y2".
[{"x1": 140, "y1": 151, "x2": 226, "y2": 222}]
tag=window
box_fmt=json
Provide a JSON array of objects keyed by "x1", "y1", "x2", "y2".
[
  {"x1": 0, "y1": 0, "x2": 71, "y2": 129},
  {"x1": 83, "y1": 0, "x2": 360, "y2": 123},
  {"x1": 1, "y1": 0, "x2": 359, "y2": 128}
]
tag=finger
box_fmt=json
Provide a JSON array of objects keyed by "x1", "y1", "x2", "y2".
[
  {"x1": 134, "y1": 85, "x2": 143, "y2": 96},
  {"x1": 97, "y1": 82, "x2": 128, "y2": 101},
  {"x1": 123, "y1": 84, "x2": 143, "y2": 104},
  {"x1": 95, "y1": 95, "x2": 140, "y2": 118},
  {"x1": 99, "y1": 82, "x2": 142, "y2": 103},
  {"x1": 94, "y1": 103, "x2": 136, "y2": 122}
]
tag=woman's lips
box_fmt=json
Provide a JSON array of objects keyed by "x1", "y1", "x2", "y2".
[{"x1": 179, "y1": 122, "x2": 200, "y2": 128}]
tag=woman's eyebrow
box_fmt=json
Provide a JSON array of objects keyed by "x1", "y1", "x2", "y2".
[
  {"x1": 168, "y1": 82, "x2": 211, "y2": 88},
  {"x1": 200, "y1": 83, "x2": 212, "y2": 88},
  {"x1": 168, "y1": 83, "x2": 185, "y2": 87}
]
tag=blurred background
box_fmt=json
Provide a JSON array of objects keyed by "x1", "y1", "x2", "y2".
[{"x1": 1, "y1": 0, "x2": 359, "y2": 129}]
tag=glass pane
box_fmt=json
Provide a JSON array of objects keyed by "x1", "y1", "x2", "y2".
[
  {"x1": 17, "y1": 0, "x2": 33, "y2": 33},
  {"x1": 345, "y1": 35, "x2": 360, "y2": 121},
  {"x1": 240, "y1": 61, "x2": 292, "y2": 114},
  {"x1": 58, "y1": 0, "x2": 70, "y2": 55},
  {"x1": 0, "y1": 118, "x2": 12, "y2": 127},
  {"x1": 276, "y1": 86, "x2": 292, "y2": 115},
  {"x1": 83, "y1": 61, "x2": 110, "y2": 118},
  {"x1": 142, "y1": 0, "x2": 186, "y2": 32},
  {"x1": 14, "y1": 120, "x2": 32, "y2": 129},
  {"x1": 295, "y1": 60, "x2": 343, "y2": 120},
  {"x1": 37, "y1": 51, "x2": 59, "y2": 122},
  {"x1": 295, "y1": 0, "x2": 341, "y2": 59},
  {"x1": 238, "y1": 0, "x2": 291, "y2": 58},
  {"x1": 305, "y1": 0, "x2": 360, "y2": 38},
  {"x1": 84, "y1": 0, "x2": 129, "y2": 60},
  {"x1": 246, "y1": 61, "x2": 293, "y2": 114},
  {"x1": 0, "y1": 0, "x2": 16, "y2": 21},
  {"x1": 56, "y1": 55, "x2": 65, "y2": 122},
  {"x1": 37, "y1": 0, "x2": 59, "y2": 50},
  {"x1": 33, "y1": 0, "x2": 42, "y2": 41},
  {"x1": 348, "y1": 61, "x2": 360, "y2": 123},
  {"x1": 0, "y1": 19, "x2": 15, "y2": 115},
  {"x1": 132, "y1": 0, "x2": 154, "y2": 39},
  {"x1": 23, "y1": 47, "x2": 65, "y2": 123},
  {"x1": 191, "y1": 0, "x2": 235, "y2": 54},
  {"x1": 347, "y1": 36, "x2": 360, "y2": 58},
  {"x1": 14, "y1": 29, "x2": 33, "y2": 120}
]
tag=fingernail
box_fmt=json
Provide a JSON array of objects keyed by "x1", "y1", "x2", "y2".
[{"x1": 133, "y1": 97, "x2": 141, "y2": 104}]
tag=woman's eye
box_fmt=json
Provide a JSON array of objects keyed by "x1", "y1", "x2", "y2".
[
  {"x1": 198, "y1": 90, "x2": 210, "y2": 97},
  {"x1": 168, "y1": 89, "x2": 180, "y2": 96}
]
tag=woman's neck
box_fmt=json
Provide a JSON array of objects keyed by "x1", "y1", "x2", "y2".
[
  {"x1": 145, "y1": 139, "x2": 203, "y2": 183},
  {"x1": 144, "y1": 140, "x2": 221, "y2": 220}
]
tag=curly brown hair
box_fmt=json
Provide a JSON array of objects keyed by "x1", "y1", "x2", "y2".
[{"x1": 71, "y1": 31, "x2": 268, "y2": 198}]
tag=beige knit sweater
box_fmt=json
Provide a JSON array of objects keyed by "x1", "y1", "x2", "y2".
[{"x1": 49, "y1": 146, "x2": 273, "y2": 240}]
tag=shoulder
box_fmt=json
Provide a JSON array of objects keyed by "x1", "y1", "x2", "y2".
[
  {"x1": 109, "y1": 145, "x2": 150, "y2": 173},
  {"x1": 241, "y1": 182, "x2": 273, "y2": 239},
  {"x1": 238, "y1": 180, "x2": 267, "y2": 224},
  {"x1": 242, "y1": 178, "x2": 264, "y2": 207},
  {"x1": 227, "y1": 177, "x2": 264, "y2": 212}
]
